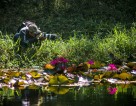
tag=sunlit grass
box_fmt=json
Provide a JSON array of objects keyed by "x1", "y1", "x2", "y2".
[{"x1": 0, "y1": 24, "x2": 136, "y2": 68}]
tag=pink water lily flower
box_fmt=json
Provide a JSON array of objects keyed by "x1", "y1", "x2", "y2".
[
  {"x1": 57, "y1": 57, "x2": 69, "y2": 63},
  {"x1": 50, "y1": 57, "x2": 69, "y2": 65},
  {"x1": 88, "y1": 60, "x2": 94, "y2": 65},
  {"x1": 107, "y1": 87, "x2": 117, "y2": 95},
  {"x1": 107, "y1": 64, "x2": 117, "y2": 71},
  {"x1": 50, "y1": 59, "x2": 58, "y2": 65}
]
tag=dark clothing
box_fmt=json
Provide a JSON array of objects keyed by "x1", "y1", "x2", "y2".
[
  {"x1": 14, "y1": 22, "x2": 58, "y2": 60},
  {"x1": 14, "y1": 26, "x2": 39, "y2": 48},
  {"x1": 14, "y1": 22, "x2": 58, "y2": 49}
]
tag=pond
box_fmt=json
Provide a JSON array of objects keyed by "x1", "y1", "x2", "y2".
[
  {"x1": 0, "y1": 84, "x2": 136, "y2": 106},
  {"x1": 0, "y1": 60, "x2": 136, "y2": 106}
]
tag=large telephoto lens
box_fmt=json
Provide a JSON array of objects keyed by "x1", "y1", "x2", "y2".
[{"x1": 44, "y1": 34, "x2": 57, "y2": 40}]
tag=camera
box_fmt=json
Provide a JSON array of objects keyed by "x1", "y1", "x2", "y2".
[{"x1": 42, "y1": 33, "x2": 58, "y2": 40}]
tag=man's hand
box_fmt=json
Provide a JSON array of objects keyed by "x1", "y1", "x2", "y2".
[
  {"x1": 39, "y1": 36, "x2": 46, "y2": 40},
  {"x1": 36, "y1": 33, "x2": 46, "y2": 40}
]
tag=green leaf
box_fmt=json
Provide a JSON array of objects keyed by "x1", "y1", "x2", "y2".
[
  {"x1": 28, "y1": 85, "x2": 39, "y2": 89},
  {"x1": 48, "y1": 86, "x2": 69, "y2": 95},
  {"x1": 118, "y1": 72, "x2": 132, "y2": 80},
  {"x1": 49, "y1": 74, "x2": 69, "y2": 85}
]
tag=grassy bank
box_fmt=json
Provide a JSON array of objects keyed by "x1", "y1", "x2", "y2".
[
  {"x1": 0, "y1": 0, "x2": 135, "y2": 68},
  {"x1": 0, "y1": 24, "x2": 136, "y2": 68}
]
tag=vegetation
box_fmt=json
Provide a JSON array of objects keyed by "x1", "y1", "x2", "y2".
[
  {"x1": 0, "y1": 25, "x2": 136, "y2": 68},
  {"x1": 0, "y1": 0, "x2": 136, "y2": 68},
  {"x1": 0, "y1": 2, "x2": 136, "y2": 105}
]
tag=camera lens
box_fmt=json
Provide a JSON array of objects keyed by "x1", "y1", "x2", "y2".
[{"x1": 45, "y1": 34, "x2": 57, "y2": 40}]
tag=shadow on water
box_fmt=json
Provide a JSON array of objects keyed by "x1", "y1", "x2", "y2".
[{"x1": 0, "y1": 84, "x2": 136, "y2": 106}]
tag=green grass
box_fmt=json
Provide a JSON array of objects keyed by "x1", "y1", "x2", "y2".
[{"x1": 0, "y1": 24, "x2": 135, "y2": 68}]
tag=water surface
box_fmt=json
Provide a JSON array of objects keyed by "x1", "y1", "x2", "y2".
[{"x1": 0, "y1": 84, "x2": 136, "y2": 106}]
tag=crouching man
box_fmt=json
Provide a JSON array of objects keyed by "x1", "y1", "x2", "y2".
[
  {"x1": 14, "y1": 21, "x2": 58, "y2": 55},
  {"x1": 14, "y1": 21, "x2": 58, "y2": 48}
]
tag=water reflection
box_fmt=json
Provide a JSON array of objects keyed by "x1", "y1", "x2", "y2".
[{"x1": 0, "y1": 84, "x2": 136, "y2": 106}]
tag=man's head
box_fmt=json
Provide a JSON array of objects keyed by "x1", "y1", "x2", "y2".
[{"x1": 28, "y1": 24, "x2": 41, "y2": 36}]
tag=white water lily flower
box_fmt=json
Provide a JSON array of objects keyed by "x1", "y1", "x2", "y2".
[
  {"x1": 78, "y1": 77, "x2": 87, "y2": 83},
  {"x1": 9, "y1": 79, "x2": 16, "y2": 84},
  {"x1": 19, "y1": 79, "x2": 29, "y2": 85},
  {"x1": 131, "y1": 70, "x2": 136, "y2": 75},
  {"x1": 27, "y1": 79, "x2": 35, "y2": 84},
  {"x1": 26, "y1": 73, "x2": 32, "y2": 78},
  {"x1": 107, "y1": 78, "x2": 118, "y2": 83}
]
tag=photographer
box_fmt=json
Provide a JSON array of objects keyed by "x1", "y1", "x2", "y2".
[
  {"x1": 14, "y1": 21, "x2": 58, "y2": 48},
  {"x1": 14, "y1": 21, "x2": 58, "y2": 57}
]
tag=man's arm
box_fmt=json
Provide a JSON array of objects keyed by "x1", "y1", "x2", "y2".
[{"x1": 19, "y1": 28, "x2": 38, "y2": 46}]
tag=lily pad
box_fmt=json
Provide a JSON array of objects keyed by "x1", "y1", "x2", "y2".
[
  {"x1": 126, "y1": 62, "x2": 136, "y2": 69},
  {"x1": 49, "y1": 74, "x2": 69, "y2": 85},
  {"x1": 29, "y1": 71, "x2": 41, "y2": 78},
  {"x1": 118, "y1": 72, "x2": 132, "y2": 80},
  {"x1": 48, "y1": 86, "x2": 69, "y2": 95}
]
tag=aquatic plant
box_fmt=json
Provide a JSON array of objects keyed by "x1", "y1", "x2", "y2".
[
  {"x1": 107, "y1": 64, "x2": 117, "y2": 71},
  {"x1": 50, "y1": 57, "x2": 69, "y2": 65},
  {"x1": 107, "y1": 87, "x2": 118, "y2": 95}
]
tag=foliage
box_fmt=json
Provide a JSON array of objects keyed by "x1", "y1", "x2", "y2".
[
  {"x1": 0, "y1": 0, "x2": 135, "y2": 36},
  {"x1": 0, "y1": 0, "x2": 135, "y2": 68},
  {"x1": 0, "y1": 25, "x2": 136, "y2": 68},
  {"x1": 48, "y1": 86, "x2": 69, "y2": 94},
  {"x1": 0, "y1": 57, "x2": 136, "y2": 88},
  {"x1": 49, "y1": 74, "x2": 69, "y2": 85}
]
